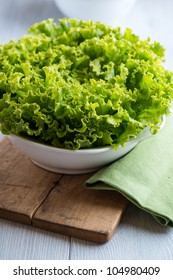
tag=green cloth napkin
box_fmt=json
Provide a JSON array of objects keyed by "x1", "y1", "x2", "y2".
[{"x1": 86, "y1": 115, "x2": 173, "y2": 227}]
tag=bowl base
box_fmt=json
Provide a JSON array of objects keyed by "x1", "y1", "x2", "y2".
[{"x1": 32, "y1": 160, "x2": 99, "y2": 174}]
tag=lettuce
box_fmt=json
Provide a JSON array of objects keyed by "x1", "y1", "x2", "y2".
[{"x1": 0, "y1": 18, "x2": 173, "y2": 149}]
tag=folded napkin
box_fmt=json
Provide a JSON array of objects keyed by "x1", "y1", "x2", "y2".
[{"x1": 86, "y1": 115, "x2": 173, "y2": 227}]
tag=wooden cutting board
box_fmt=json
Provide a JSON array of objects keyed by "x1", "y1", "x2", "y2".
[{"x1": 0, "y1": 137, "x2": 128, "y2": 243}]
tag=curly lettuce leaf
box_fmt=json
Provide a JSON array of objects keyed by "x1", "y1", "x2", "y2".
[{"x1": 0, "y1": 18, "x2": 173, "y2": 150}]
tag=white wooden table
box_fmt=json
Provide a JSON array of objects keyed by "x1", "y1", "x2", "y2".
[{"x1": 0, "y1": 0, "x2": 173, "y2": 260}]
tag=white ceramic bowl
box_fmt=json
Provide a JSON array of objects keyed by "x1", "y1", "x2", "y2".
[
  {"x1": 54, "y1": 0, "x2": 136, "y2": 27},
  {"x1": 7, "y1": 117, "x2": 166, "y2": 174},
  {"x1": 8, "y1": 134, "x2": 139, "y2": 174}
]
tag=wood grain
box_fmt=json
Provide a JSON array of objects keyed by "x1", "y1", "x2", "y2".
[
  {"x1": 0, "y1": 137, "x2": 128, "y2": 243},
  {"x1": 33, "y1": 174, "x2": 128, "y2": 243},
  {"x1": 0, "y1": 137, "x2": 61, "y2": 224}
]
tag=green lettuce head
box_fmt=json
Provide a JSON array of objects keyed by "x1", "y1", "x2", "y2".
[{"x1": 0, "y1": 18, "x2": 173, "y2": 149}]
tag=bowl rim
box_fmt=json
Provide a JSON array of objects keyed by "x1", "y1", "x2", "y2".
[
  {"x1": 8, "y1": 134, "x2": 111, "y2": 154},
  {"x1": 8, "y1": 115, "x2": 166, "y2": 154},
  {"x1": 7, "y1": 130, "x2": 148, "y2": 154}
]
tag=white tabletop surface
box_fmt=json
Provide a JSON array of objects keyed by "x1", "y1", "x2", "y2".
[{"x1": 0, "y1": 0, "x2": 173, "y2": 260}]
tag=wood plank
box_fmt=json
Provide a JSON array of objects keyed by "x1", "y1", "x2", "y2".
[
  {"x1": 0, "y1": 218, "x2": 70, "y2": 260},
  {"x1": 0, "y1": 137, "x2": 61, "y2": 224},
  {"x1": 33, "y1": 174, "x2": 128, "y2": 243},
  {"x1": 0, "y1": 136, "x2": 128, "y2": 243}
]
